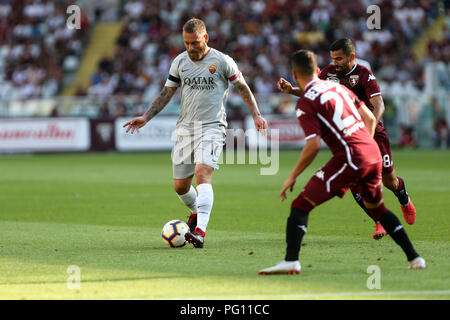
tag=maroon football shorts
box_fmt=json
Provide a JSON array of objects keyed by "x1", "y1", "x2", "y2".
[
  {"x1": 291, "y1": 158, "x2": 383, "y2": 209},
  {"x1": 374, "y1": 125, "x2": 394, "y2": 175}
]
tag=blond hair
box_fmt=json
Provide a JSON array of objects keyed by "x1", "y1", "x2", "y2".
[{"x1": 183, "y1": 18, "x2": 207, "y2": 33}]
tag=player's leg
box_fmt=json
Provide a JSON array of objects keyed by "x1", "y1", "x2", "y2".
[
  {"x1": 260, "y1": 161, "x2": 343, "y2": 275},
  {"x1": 184, "y1": 129, "x2": 225, "y2": 248},
  {"x1": 350, "y1": 186, "x2": 387, "y2": 240},
  {"x1": 284, "y1": 163, "x2": 345, "y2": 264},
  {"x1": 382, "y1": 169, "x2": 416, "y2": 225},
  {"x1": 173, "y1": 176, "x2": 198, "y2": 232},
  {"x1": 285, "y1": 195, "x2": 316, "y2": 263},
  {"x1": 360, "y1": 164, "x2": 425, "y2": 269},
  {"x1": 364, "y1": 200, "x2": 424, "y2": 269},
  {"x1": 259, "y1": 194, "x2": 315, "y2": 275},
  {"x1": 193, "y1": 163, "x2": 214, "y2": 234},
  {"x1": 184, "y1": 164, "x2": 214, "y2": 248},
  {"x1": 376, "y1": 128, "x2": 416, "y2": 224},
  {"x1": 172, "y1": 133, "x2": 198, "y2": 231}
]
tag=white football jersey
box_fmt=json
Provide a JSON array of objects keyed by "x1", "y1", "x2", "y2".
[{"x1": 165, "y1": 48, "x2": 241, "y2": 133}]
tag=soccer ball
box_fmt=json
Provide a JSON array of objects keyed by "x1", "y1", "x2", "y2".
[{"x1": 161, "y1": 220, "x2": 189, "y2": 248}]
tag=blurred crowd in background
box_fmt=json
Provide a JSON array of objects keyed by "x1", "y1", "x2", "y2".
[
  {"x1": 0, "y1": 0, "x2": 90, "y2": 100},
  {"x1": 86, "y1": 0, "x2": 448, "y2": 98},
  {"x1": 0, "y1": 0, "x2": 448, "y2": 147}
]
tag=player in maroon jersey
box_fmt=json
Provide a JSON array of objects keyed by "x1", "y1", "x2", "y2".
[
  {"x1": 259, "y1": 50, "x2": 425, "y2": 275},
  {"x1": 277, "y1": 39, "x2": 416, "y2": 241}
]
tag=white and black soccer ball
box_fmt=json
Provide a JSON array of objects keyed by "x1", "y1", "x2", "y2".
[{"x1": 161, "y1": 220, "x2": 189, "y2": 248}]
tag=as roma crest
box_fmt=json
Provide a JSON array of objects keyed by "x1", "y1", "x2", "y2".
[
  {"x1": 349, "y1": 75, "x2": 359, "y2": 86},
  {"x1": 209, "y1": 65, "x2": 217, "y2": 74}
]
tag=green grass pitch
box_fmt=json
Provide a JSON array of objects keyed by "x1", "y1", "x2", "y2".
[{"x1": 0, "y1": 149, "x2": 449, "y2": 299}]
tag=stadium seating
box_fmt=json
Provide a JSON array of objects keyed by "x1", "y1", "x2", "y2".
[
  {"x1": 0, "y1": 0, "x2": 91, "y2": 101},
  {"x1": 82, "y1": 0, "x2": 444, "y2": 102},
  {"x1": 0, "y1": 0, "x2": 447, "y2": 144}
]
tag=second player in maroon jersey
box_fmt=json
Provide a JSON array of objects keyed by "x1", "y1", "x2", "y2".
[{"x1": 319, "y1": 63, "x2": 381, "y2": 117}]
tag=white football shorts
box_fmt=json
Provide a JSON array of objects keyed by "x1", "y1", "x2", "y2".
[{"x1": 172, "y1": 127, "x2": 226, "y2": 179}]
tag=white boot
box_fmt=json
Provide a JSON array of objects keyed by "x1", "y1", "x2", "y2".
[
  {"x1": 258, "y1": 260, "x2": 301, "y2": 275},
  {"x1": 408, "y1": 257, "x2": 426, "y2": 269}
]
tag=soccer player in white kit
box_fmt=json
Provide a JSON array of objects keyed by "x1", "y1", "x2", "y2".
[{"x1": 123, "y1": 18, "x2": 267, "y2": 248}]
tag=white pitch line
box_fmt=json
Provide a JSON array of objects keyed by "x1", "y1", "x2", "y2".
[{"x1": 167, "y1": 290, "x2": 450, "y2": 300}]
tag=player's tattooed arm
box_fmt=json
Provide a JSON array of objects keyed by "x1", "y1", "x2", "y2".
[
  {"x1": 123, "y1": 86, "x2": 178, "y2": 134},
  {"x1": 234, "y1": 77, "x2": 268, "y2": 134},
  {"x1": 144, "y1": 86, "x2": 177, "y2": 122},
  {"x1": 369, "y1": 95, "x2": 385, "y2": 124},
  {"x1": 233, "y1": 78, "x2": 261, "y2": 118}
]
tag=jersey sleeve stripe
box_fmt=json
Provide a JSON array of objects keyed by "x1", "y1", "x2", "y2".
[
  {"x1": 370, "y1": 92, "x2": 381, "y2": 97},
  {"x1": 168, "y1": 74, "x2": 181, "y2": 84},
  {"x1": 228, "y1": 72, "x2": 240, "y2": 82}
]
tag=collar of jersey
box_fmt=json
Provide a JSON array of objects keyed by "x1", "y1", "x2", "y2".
[
  {"x1": 305, "y1": 79, "x2": 320, "y2": 90},
  {"x1": 344, "y1": 63, "x2": 358, "y2": 76}
]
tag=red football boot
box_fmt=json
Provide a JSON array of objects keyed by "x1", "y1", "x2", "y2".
[
  {"x1": 373, "y1": 222, "x2": 387, "y2": 240},
  {"x1": 185, "y1": 227, "x2": 205, "y2": 248},
  {"x1": 186, "y1": 213, "x2": 197, "y2": 232},
  {"x1": 401, "y1": 200, "x2": 416, "y2": 225}
]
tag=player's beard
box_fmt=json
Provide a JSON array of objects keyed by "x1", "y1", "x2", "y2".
[
  {"x1": 188, "y1": 44, "x2": 207, "y2": 61},
  {"x1": 335, "y1": 64, "x2": 350, "y2": 76},
  {"x1": 188, "y1": 51, "x2": 202, "y2": 61},
  {"x1": 335, "y1": 59, "x2": 351, "y2": 76}
]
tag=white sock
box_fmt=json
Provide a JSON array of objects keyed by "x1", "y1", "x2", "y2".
[
  {"x1": 196, "y1": 183, "x2": 214, "y2": 233},
  {"x1": 177, "y1": 185, "x2": 197, "y2": 214}
]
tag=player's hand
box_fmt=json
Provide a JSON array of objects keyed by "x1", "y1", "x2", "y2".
[
  {"x1": 277, "y1": 78, "x2": 293, "y2": 94},
  {"x1": 123, "y1": 116, "x2": 148, "y2": 134},
  {"x1": 253, "y1": 115, "x2": 268, "y2": 136},
  {"x1": 280, "y1": 175, "x2": 296, "y2": 201}
]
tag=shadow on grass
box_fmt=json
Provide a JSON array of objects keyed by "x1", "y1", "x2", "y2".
[{"x1": 0, "y1": 274, "x2": 184, "y2": 286}]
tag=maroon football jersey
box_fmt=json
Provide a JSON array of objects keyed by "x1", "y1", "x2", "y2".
[
  {"x1": 319, "y1": 63, "x2": 381, "y2": 112},
  {"x1": 296, "y1": 79, "x2": 381, "y2": 169}
]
